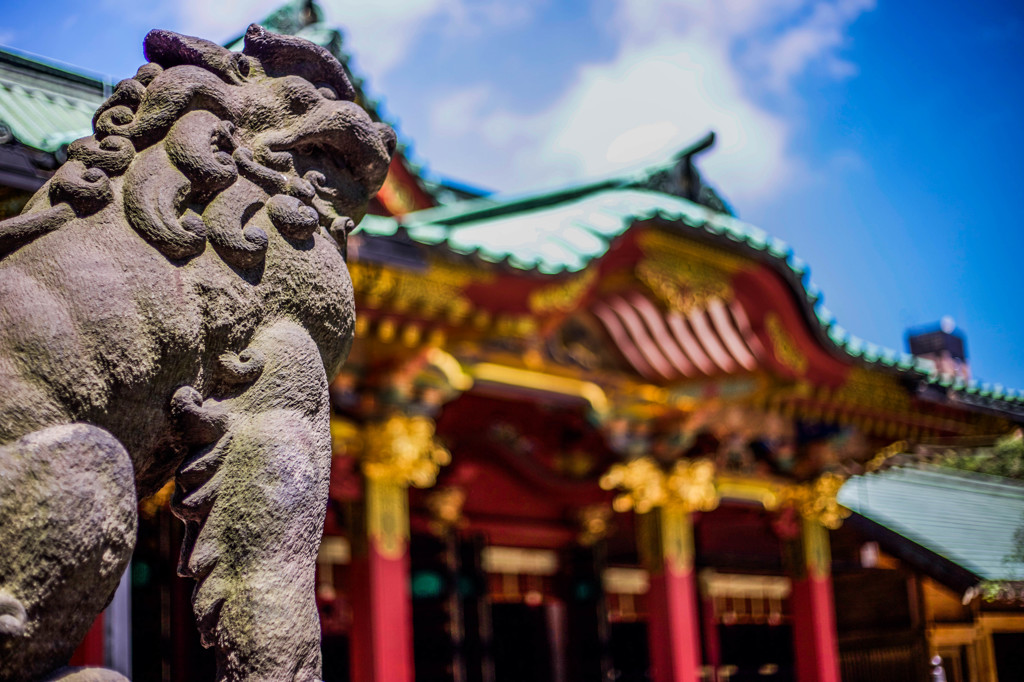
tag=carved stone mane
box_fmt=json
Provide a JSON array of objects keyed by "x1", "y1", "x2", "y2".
[
  {"x1": 4, "y1": 26, "x2": 393, "y2": 265},
  {"x1": 0, "y1": 25, "x2": 393, "y2": 682}
]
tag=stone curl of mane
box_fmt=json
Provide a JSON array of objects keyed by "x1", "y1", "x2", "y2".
[{"x1": 0, "y1": 24, "x2": 363, "y2": 268}]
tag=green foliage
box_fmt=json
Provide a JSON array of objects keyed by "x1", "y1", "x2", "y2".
[
  {"x1": 977, "y1": 580, "x2": 1024, "y2": 604},
  {"x1": 937, "y1": 430, "x2": 1024, "y2": 480}
]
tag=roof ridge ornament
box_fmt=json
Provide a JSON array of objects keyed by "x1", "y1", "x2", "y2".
[{"x1": 631, "y1": 130, "x2": 735, "y2": 215}]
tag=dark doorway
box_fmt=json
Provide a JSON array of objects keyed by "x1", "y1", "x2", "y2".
[
  {"x1": 609, "y1": 621, "x2": 650, "y2": 682},
  {"x1": 718, "y1": 624, "x2": 794, "y2": 682},
  {"x1": 321, "y1": 634, "x2": 350, "y2": 682},
  {"x1": 491, "y1": 603, "x2": 553, "y2": 682},
  {"x1": 993, "y1": 632, "x2": 1024, "y2": 681}
]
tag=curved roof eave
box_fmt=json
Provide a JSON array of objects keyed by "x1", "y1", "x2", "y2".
[{"x1": 356, "y1": 181, "x2": 1024, "y2": 421}]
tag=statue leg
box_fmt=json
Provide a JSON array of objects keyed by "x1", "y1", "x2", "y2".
[
  {"x1": 171, "y1": 320, "x2": 331, "y2": 682},
  {"x1": 0, "y1": 424, "x2": 137, "y2": 682}
]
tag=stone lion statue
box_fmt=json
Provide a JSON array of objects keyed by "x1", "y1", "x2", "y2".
[{"x1": 0, "y1": 24, "x2": 394, "y2": 682}]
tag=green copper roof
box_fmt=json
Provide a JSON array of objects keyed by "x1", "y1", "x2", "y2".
[
  {"x1": 395, "y1": 186, "x2": 766, "y2": 274},
  {"x1": 839, "y1": 467, "x2": 1024, "y2": 582},
  {"x1": 357, "y1": 177, "x2": 924, "y2": 361},
  {"x1": 0, "y1": 49, "x2": 106, "y2": 153},
  {"x1": 354, "y1": 161, "x2": 1024, "y2": 412}
]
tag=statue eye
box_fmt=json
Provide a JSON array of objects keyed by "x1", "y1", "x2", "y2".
[
  {"x1": 235, "y1": 54, "x2": 250, "y2": 78},
  {"x1": 317, "y1": 85, "x2": 338, "y2": 101}
]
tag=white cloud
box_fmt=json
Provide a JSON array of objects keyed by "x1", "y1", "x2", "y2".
[
  {"x1": 170, "y1": 0, "x2": 542, "y2": 78},
  {"x1": 174, "y1": 0, "x2": 284, "y2": 40},
  {"x1": 429, "y1": 85, "x2": 492, "y2": 138},
  {"x1": 425, "y1": 0, "x2": 874, "y2": 204},
  {"x1": 319, "y1": 0, "x2": 462, "y2": 76},
  {"x1": 606, "y1": 122, "x2": 681, "y2": 165},
  {"x1": 745, "y1": 0, "x2": 876, "y2": 92},
  {"x1": 321, "y1": 0, "x2": 544, "y2": 75},
  {"x1": 166, "y1": 0, "x2": 459, "y2": 75},
  {"x1": 430, "y1": 38, "x2": 791, "y2": 201}
]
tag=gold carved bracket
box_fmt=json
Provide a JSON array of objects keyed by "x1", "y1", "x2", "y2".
[
  {"x1": 774, "y1": 471, "x2": 850, "y2": 530},
  {"x1": 359, "y1": 414, "x2": 452, "y2": 558},
  {"x1": 600, "y1": 456, "x2": 720, "y2": 515},
  {"x1": 601, "y1": 457, "x2": 720, "y2": 573},
  {"x1": 361, "y1": 414, "x2": 451, "y2": 488},
  {"x1": 634, "y1": 231, "x2": 743, "y2": 314}
]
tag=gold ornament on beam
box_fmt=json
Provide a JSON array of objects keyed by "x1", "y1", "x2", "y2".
[
  {"x1": 426, "y1": 486, "x2": 467, "y2": 536},
  {"x1": 665, "y1": 458, "x2": 720, "y2": 513},
  {"x1": 600, "y1": 456, "x2": 719, "y2": 514},
  {"x1": 776, "y1": 472, "x2": 850, "y2": 530},
  {"x1": 329, "y1": 415, "x2": 363, "y2": 456},
  {"x1": 361, "y1": 415, "x2": 452, "y2": 488},
  {"x1": 764, "y1": 313, "x2": 807, "y2": 376},
  {"x1": 866, "y1": 440, "x2": 909, "y2": 472},
  {"x1": 577, "y1": 504, "x2": 614, "y2": 546},
  {"x1": 600, "y1": 457, "x2": 668, "y2": 513},
  {"x1": 529, "y1": 268, "x2": 598, "y2": 315}
]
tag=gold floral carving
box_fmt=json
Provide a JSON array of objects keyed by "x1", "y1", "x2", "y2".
[
  {"x1": 834, "y1": 366, "x2": 911, "y2": 413},
  {"x1": 494, "y1": 314, "x2": 539, "y2": 338},
  {"x1": 602, "y1": 455, "x2": 719, "y2": 574},
  {"x1": 529, "y1": 269, "x2": 597, "y2": 315},
  {"x1": 600, "y1": 457, "x2": 668, "y2": 513},
  {"x1": 577, "y1": 504, "x2": 614, "y2": 546},
  {"x1": 361, "y1": 415, "x2": 451, "y2": 488},
  {"x1": 636, "y1": 260, "x2": 732, "y2": 313},
  {"x1": 349, "y1": 261, "x2": 474, "y2": 319},
  {"x1": 360, "y1": 415, "x2": 451, "y2": 558},
  {"x1": 866, "y1": 440, "x2": 909, "y2": 472},
  {"x1": 634, "y1": 231, "x2": 743, "y2": 313},
  {"x1": 636, "y1": 230, "x2": 746, "y2": 273},
  {"x1": 665, "y1": 458, "x2": 720, "y2": 513},
  {"x1": 600, "y1": 456, "x2": 719, "y2": 514},
  {"x1": 776, "y1": 472, "x2": 850, "y2": 530},
  {"x1": 426, "y1": 486, "x2": 467, "y2": 536},
  {"x1": 765, "y1": 313, "x2": 807, "y2": 376}
]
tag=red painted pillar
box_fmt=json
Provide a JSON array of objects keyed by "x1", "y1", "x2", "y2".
[
  {"x1": 791, "y1": 518, "x2": 840, "y2": 682},
  {"x1": 68, "y1": 613, "x2": 105, "y2": 667},
  {"x1": 350, "y1": 478, "x2": 414, "y2": 682},
  {"x1": 639, "y1": 506, "x2": 702, "y2": 682}
]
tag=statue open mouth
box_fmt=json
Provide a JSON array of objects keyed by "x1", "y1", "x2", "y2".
[{"x1": 252, "y1": 136, "x2": 381, "y2": 227}]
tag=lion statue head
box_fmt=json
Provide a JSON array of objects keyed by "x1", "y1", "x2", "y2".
[{"x1": 13, "y1": 23, "x2": 394, "y2": 267}]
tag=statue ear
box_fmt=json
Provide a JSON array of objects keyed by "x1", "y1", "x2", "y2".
[
  {"x1": 143, "y1": 29, "x2": 248, "y2": 83},
  {"x1": 242, "y1": 24, "x2": 354, "y2": 100}
]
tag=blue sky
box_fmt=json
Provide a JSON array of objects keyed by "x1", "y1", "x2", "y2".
[{"x1": 3, "y1": 0, "x2": 1023, "y2": 389}]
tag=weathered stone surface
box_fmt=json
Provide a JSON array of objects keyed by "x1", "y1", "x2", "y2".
[
  {"x1": 0, "y1": 24, "x2": 392, "y2": 681},
  {"x1": 172, "y1": 320, "x2": 331, "y2": 680},
  {"x1": 0, "y1": 426, "x2": 136, "y2": 682},
  {"x1": 43, "y1": 668, "x2": 130, "y2": 682}
]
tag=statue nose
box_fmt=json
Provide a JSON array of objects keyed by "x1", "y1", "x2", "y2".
[{"x1": 375, "y1": 123, "x2": 397, "y2": 159}]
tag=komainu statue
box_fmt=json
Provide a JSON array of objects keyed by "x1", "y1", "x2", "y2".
[{"x1": 0, "y1": 24, "x2": 394, "y2": 681}]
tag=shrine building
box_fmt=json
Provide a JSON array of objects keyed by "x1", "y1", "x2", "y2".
[{"x1": 1, "y1": 2, "x2": 1023, "y2": 681}]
